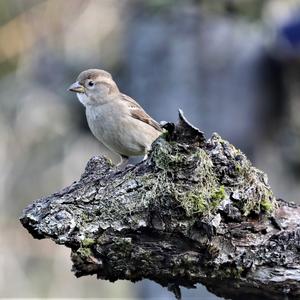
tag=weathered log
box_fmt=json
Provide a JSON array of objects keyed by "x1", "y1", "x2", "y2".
[{"x1": 20, "y1": 110, "x2": 300, "y2": 300}]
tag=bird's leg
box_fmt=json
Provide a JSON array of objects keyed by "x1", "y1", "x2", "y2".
[
  {"x1": 143, "y1": 146, "x2": 151, "y2": 161},
  {"x1": 116, "y1": 155, "x2": 129, "y2": 170}
]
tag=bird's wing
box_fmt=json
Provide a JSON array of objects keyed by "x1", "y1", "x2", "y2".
[{"x1": 121, "y1": 94, "x2": 162, "y2": 132}]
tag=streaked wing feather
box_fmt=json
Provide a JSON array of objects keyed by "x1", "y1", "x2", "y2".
[
  {"x1": 121, "y1": 94, "x2": 162, "y2": 132},
  {"x1": 121, "y1": 93, "x2": 143, "y2": 108}
]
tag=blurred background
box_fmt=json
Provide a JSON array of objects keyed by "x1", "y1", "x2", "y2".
[{"x1": 1, "y1": 0, "x2": 300, "y2": 299}]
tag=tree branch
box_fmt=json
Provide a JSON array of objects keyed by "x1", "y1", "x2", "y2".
[{"x1": 20, "y1": 110, "x2": 300, "y2": 300}]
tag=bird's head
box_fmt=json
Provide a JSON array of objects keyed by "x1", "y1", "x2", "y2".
[{"x1": 68, "y1": 69, "x2": 119, "y2": 106}]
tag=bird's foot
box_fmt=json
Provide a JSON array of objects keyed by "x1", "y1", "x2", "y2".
[
  {"x1": 115, "y1": 156, "x2": 131, "y2": 172},
  {"x1": 118, "y1": 155, "x2": 129, "y2": 167}
]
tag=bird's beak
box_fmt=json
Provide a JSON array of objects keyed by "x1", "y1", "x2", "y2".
[{"x1": 68, "y1": 81, "x2": 85, "y2": 93}]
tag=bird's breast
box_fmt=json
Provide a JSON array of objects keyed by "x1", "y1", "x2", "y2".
[
  {"x1": 85, "y1": 103, "x2": 160, "y2": 157},
  {"x1": 86, "y1": 104, "x2": 116, "y2": 140},
  {"x1": 86, "y1": 104, "x2": 130, "y2": 153}
]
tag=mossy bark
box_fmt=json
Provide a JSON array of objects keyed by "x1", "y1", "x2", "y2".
[{"x1": 20, "y1": 111, "x2": 300, "y2": 300}]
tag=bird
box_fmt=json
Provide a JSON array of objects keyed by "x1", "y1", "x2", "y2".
[{"x1": 68, "y1": 69, "x2": 163, "y2": 168}]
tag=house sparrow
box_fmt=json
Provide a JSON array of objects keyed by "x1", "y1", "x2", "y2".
[{"x1": 68, "y1": 69, "x2": 162, "y2": 167}]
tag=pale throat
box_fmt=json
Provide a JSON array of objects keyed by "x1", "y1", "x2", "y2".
[
  {"x1": 76, "y1": 89, "x2": 118, "y2": 107},
  {"x1": 76, "y1": 93, "x2": 90, "y2": 106}
]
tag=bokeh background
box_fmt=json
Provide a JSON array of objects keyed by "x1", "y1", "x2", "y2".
[{"x1": 1, "y1": 0, "x2": 300, "y2": 299}]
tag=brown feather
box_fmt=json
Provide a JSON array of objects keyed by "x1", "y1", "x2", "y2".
[
  {"x1": 121, "y1": 94, "x2": 162, "y2": 132},
  {"x1": 77, "y1": 69, "x2": 112, "y2": 83}
]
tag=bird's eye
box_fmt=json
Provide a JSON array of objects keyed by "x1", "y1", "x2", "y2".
[{"x1": 88, "y1": 81, "x2": 94, "y2": 87}]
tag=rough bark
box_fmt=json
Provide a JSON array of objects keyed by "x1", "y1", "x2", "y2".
[{"x1": 20, "y1": 111, "x2": 300, "y2": 300}]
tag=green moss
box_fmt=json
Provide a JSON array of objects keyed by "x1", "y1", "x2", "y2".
[
  {"x1": 150, "y1": 142, "x2": 228, "y2": 216},
  {"x1": 152, "y1": 140, "x2": 186, "y2": 170},
  {"x1": 210, "y1": 186, "x2": 227, "y2": 211},
  {"x1": 260, "y1": 197, "x2": 274, "y2": 213},
  {"x1": 182, "y1": 192, "x2": 208, "y2": 214},
  {"x1": 234, "y1": 170, "x2": 275, "y2": 216},
  {"x1": 211, "y1": 185, "x2": 226, "y2": 201},
  {"x1": 233, "y1": 154, "x2": 252, "y2": 178},
  {"x1": 77, "y1": 247, "x2": 92, "y2": 258},
  {"x1": 77, "y1": 239, "x2": 96, "y2": 258},
  {"x1": 209, "y1": 134, "x2": 276, "y2": 216},
  {"x1": 181, "y1": 185, "x2": 226, "y2": 216},
  {"x1": 146, "y1": 133, "x2": 276, "y2": 219},
  {"x1": 179, "y1": 150, "x2": 227, "y2": 216},
  {"x1": 82, "y1": 238, "x2": 95, "y2": 247},
  {"x1": 139, "y1": 171, "x2": 176, "y2": 209}
]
